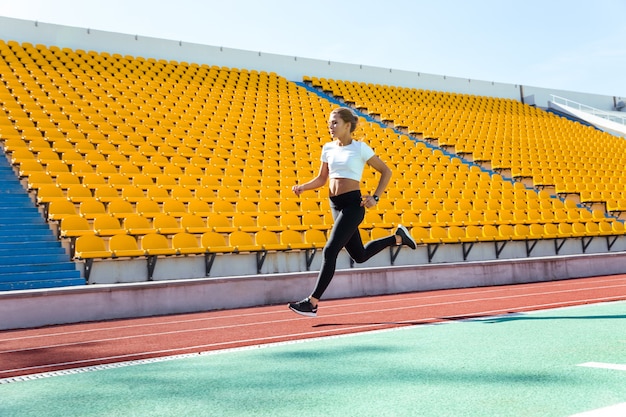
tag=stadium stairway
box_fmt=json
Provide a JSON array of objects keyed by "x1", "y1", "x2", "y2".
[{"x1": 0, "y1": 154, "x2": 84, "y2": 291}]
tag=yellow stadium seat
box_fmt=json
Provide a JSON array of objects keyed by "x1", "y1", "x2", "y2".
[
  {"x1": 481, "y1": 224, "x2": 499, "y2": 241},
  {"x1": 123, "y1": 214, "x2": 154, "y2": 236},
  {"x1": 26, "y1": 172, "x2": 54, "y2": 189},
  {"x1": 141, "y1": 233, "x2": 176, "y2": 256},
  {"x1": 136, "y1": 200, "x2": 162, "y2": 218},
  {"x1": 255, "y1": 230, "x2": 284, "y2": 251},
  {"x1": 258, "y1": 199, "x2": 280, "y2": 214},
  {"x1": 304, "y1": 229, "x2": 327, "y2": 248},
  {"x1": 151, "y1": 213, "x2": 184, "y2": 235},
  {"x1": 447, "y1": 226, "x2": 466, "y2": 242},
  {"x1": 172, "y1": 232, "x2": 204, "y2": 255},
  {"x1": 232, "y1": 213, "x2": 260, "y2": 233},
  {"x1": 92, "y1": 214, "x2": 125, "y2": 236},
  {"x1": 59, "y1": 215, "x2": 94, "y2": 238},
  {"x1": 78, "y1": 200, "x2": 107, "y2": 220},
  {"x1": 188, "y1": 200, "x2": 212, "y2": 216},
  {"x1": 47, "y1": 199, "x2": 77, "y2": 221},
  {"x1": 212, "y1": 200, "x2": 235, "y2": 214},
  {"x1": 108, "y1": 199, "x2": 136, "y2": 218},
  {"x1": 207, "y1": 213, "x2": 235, "y2": 233},
  {"x1": 162, "y1": 198, "x2": 188, "y2": 217},
  {"x1": 201, "y1": 231, "x2": 233, "y2": 253},
  {"x1": 513, "y1": 224, "x2": 530, "y2": 240},
  {"x1": 229, "y1": 231, "x2": 259, "y2": 253},
  {"x1": 171, "y1": 187, "x2": 196, "y2": 203},
  {"x1": 109, "y1": 234, "x2": 145, "y2": 257},
  {"x1": 256, "y1": 213, "x2": 283, "y2": 232},
  {"x1": 64, "y1": 184, "x2": 93, "y2": 203},
  {"x1": 409, "y1": 226, "x2": 428, "y2": 244},
  {"x1": 280, "y1": 230, "x2": 310, "y2": 250},
  {"x1": 36, "y1": 184, "x2": 67, "y2": 205},
  {"x1": 74, "y1": 234, "x2": 112, "y2": 259},
  {"x1": 303, "y1": 212, "x2": 332, "y2": 231},
  {"x1": 429, "y1": 226, "x2": 448, "y2": 242},
  {"x1": 180, "y1": 214, "x2": 209, "y2": 234}
]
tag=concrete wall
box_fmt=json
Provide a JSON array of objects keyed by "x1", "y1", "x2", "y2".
[
  {"x1": 1, "y1": 17, "x2": 623, "y2": 110},
  {"x1": 2, "y1": 250, "x2": 626, "y2": 330}
]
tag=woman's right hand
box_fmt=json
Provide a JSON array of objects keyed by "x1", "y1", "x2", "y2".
[{"x1": 292, "y1": 184, "x2": 303, "y2": 196}]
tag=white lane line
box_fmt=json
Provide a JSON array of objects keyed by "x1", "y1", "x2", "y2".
[
  {"x1": 569, "y1": 402, "x2": 626, "y2": 417},
  {"x1": 2, "y1": 298, "x2": 624, "y2": 376},
  {"x1": 2, "y1": 295, "x2": 623, "y2": 356},
  {"x1": 2, "y1": 278, "x2": 625, "y2": 343},
  {"x1": 578, "y1": 362, "x2": 626, "y2": 372}
]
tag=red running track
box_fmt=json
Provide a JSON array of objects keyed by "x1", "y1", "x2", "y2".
[{"x1": 1, "y1": 275, "x2": 625, "y2": 380}]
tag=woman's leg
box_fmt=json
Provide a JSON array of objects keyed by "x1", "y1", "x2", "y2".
[
  {"x1": 310, "y1": 203, "x2": 364, "y2": 300},
  {"x1": 344, "y1": 232, "x2": 396, "y2": 264}
]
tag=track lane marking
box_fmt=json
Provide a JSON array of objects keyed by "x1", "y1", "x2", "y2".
[
  {"x1": 568, "y1": 403, "x2": 626, "y2": 417},
  {"x1": 1, "y1": 292, "x2": 624, "y2": 355},
  {"x1": 2, "y1": 297, "x2": 624, "y2": 376},
  {"x1": 578, "y1": 362, "x2": 626, "y2": 371},
  {"x1": 2, "y1": 279, "x2": 625, "y2": 343}
]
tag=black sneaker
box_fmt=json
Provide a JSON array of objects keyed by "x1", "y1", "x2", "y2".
[
  {"x1": 288, "y1": 298, "x2": 318, "y2": 317},
  {"x1": 396, "y1": 224, "x2": 417, "y2": 249}
]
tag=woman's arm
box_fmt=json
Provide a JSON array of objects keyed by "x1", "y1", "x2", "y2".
[
  {"x1": 367, "y1": 155, "x2": 392, "y2": 199},
  {"x1": 292, "y1": 162, "x2": 329, "y2": 196}
]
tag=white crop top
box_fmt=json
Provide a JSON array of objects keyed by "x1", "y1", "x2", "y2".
[{"x1": 321, "y1": 140, "x2": 375, "y2": 181}]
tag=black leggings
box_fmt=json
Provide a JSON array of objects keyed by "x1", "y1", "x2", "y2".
[{"x1": 311, "y1": 190, "x2": 396, "y2": 300}]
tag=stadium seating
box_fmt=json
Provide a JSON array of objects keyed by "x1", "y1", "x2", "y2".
[{"x1": 0, "y1": 39, "x2": 624, "y2": 287}]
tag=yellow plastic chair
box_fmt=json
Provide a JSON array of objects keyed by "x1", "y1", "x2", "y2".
[
  {"x1": 447, "y1": 226, "x2": 466, "y2": 243},
  {"x1": 304, "y1": 229, "x2": 327, "y2": 248},
  {"x1": 281, "y1": 213, "x2": 306, "y2": 231},
  {"x1": 109, "y1": 234, "x2": 145, "y2": 257},
  {"x1": 108, "y1": 199, "x2": 136, "y2": 219},
  {"x1": 280, "y1": 230, "x2": 310, "y2": 250},
  {"x1": 212, "y1": 200, "x2": 235, "y2": 214},
  {"x1": 256, "y1": 213, "x2": 283, "y2": 232},
  {"x1": 92, "y1": 214, "x2": 125, "y2": 236},
  {"x1": 141, "y1": 233, "x2": 176, "y2": 256},
  {"x1": 481, "y1": 224, "x2": 499, "y2": 241},
  {"x1": 255, "y1": 230, "x2": 284, "y2": 251},
  {"x1": 59, "y1": 215, "x2": 94, "y2": 238},
  {"x1": 123, "y1": 214, "x2": 155, "y2": 236},
  {"x1": 47, "y1": 199, "x2": 77, "y2": 221},
  {"x1": 207, "y1": 213, "x2": 235, "y2": 233},
  {"x1": 172, "y1": 232, "x2": 204, "y2": 255},
  {"x1": 35, "y1": 184, "x2": 67, "y2": 205},
  {"x1": 188, "y1": 200, "x2": 212, "y2": 217},
  {"x1": 65, "y1": 184, "x2": 94, "y2": 203},
  {"x1": 171, "y1": 187, "x2": 196, "y2": 203},
  {"x1": 229, "y1": 231, "x2": 259, "y2": 252},
  {"x1": 429, "y1": 226, "x2": 448, "y2": 243},
  {"x1": 136, "y1": 200, "x2": 162, "y2": 218},
  {"x1": 201, "y1": 231, "x2": 234, "y2": 253},
  {"x1": 74, "y1": 234, "x2": 112, "y2": 259},
  {"x1": 162, "y1": 198, "x2": 188, "y2": 217},
  {"x1": 180, "y1": 214, "x2": 210, "y2": 234},
  {"x1": 152, "y1": 214, "x2": 184, "y2": 235},
  {"x1": 258, "y1": 199, "x2": 280, "y2": 214}
]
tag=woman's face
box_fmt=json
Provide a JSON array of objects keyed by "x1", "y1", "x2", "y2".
[{"x1": 328, "y1": 112, "x2": 350, "y2": 139}]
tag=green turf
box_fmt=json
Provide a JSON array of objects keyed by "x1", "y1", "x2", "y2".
[{"x1": 1, "y1": 301, "x2": 625, "y2": 417}]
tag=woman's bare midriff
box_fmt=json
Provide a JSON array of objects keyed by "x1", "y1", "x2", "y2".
[{"x1": 328, "y1": 178, "x2": 360, "y2": 197}]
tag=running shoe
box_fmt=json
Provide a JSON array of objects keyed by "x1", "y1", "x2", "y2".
[
  {"x1": 288, "y1": 298, "x2": 318, "y2": 317},
  {"x1": 396, "y1": 224, "x2": 417, "y2": 249}
]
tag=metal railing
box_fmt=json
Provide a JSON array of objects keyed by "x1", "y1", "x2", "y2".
[{"x1": 550, "y1": 95, "x2": 626, "y2": 126}]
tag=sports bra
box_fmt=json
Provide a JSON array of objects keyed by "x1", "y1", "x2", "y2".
[{"x1": 321, "y1": 140, "x2": 375, "y2": 181}]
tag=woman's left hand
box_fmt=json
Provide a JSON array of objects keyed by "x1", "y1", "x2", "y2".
[{"x1": 361, "y1": 195, "x2": 378, "y2": 208}]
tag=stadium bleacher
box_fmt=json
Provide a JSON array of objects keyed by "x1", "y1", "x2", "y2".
[{"x1": 0, "y1": 38, "x2": 625, "y2": 290}]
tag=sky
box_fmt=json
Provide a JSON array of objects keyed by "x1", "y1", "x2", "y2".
[{"x1": 1, "y1": 0, "x2": 625, "y2": 97}]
